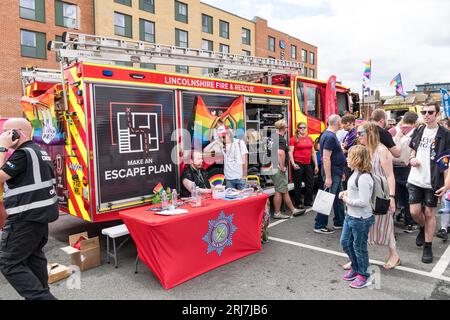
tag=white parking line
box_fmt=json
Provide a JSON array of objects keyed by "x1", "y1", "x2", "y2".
[
  {"x1": 431, "y1": 243, "x2": 450, "y2": 278},
  {"x1": 268, "y1": 208, "x2": 314, "y2": 229},
  {"x1": 268, "y1": 236, "x2": 450, "y2": 283}
]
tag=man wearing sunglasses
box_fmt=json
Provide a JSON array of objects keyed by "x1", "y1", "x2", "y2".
[{"x1": 408, "y1": 102, "x2": 450, "y2": 263}]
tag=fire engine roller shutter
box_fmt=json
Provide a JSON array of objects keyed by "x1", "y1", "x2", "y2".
[{"x1": 92, "y1": 84, "x2": 177, "y2": 207}]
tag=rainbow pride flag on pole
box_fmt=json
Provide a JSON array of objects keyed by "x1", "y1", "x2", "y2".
[
  {"x1": 363, "y1": 60, "x2": 371, "y2": 80},
  {"x1": 390, "y1": 73, "x2": 407, "y2": 99},
  {"x1": 153, "y1": 182, "x2": 164, "y2": 194}
]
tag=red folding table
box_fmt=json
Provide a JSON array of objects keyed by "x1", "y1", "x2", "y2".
[{"x1": 120, "y1": 193, "x2": 269, "y2": 289}]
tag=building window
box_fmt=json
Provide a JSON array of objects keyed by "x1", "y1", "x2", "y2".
[
  {"x1": 176, "y1": 65, "x2": 189, "y2": 74},
  {"x1": 21, "y1": 29, "x2": 46, "y2": 59},
  {"x1": 202, "y1": 68, "x2": 215, "y2": 76},
  {"x1": 55, "y1": 1, "x2": 78, "y2": 28},
  {"x1": 202, "y1": 39, "x2": 213, "y2": 51},
  {"x1": 175, "y1": 29, "x2": 188, "y2": 48},
  {"x1": 175, "y1": 1, "x2": 188, "y2": 23},
  {"x1": 291, "y1": 45, "x2": 297, "y2": 59},
  {"x1": 20, "y1": 0, "x2": 45, "y2": 22},
  {"x1": 302, "y1": 67, "x2": 307, "y2": 77},
  {"x1": 309, "y1": 52, "x2": 315, "y2": 65},
  {"x1": 202, "y1": 14, "x2": 213, "y2": 34},
  {"x1": 141, "y1": 63, "x2": 156, "y2": 69},
  {"x1": 114, "y1": 0, "x2": 131, "y2": 6},
  {"x1": 55, "y1": 35, "x2": 63, "y2": 61},
  {"x1": 219, "y1": 44, "x2": 230, "y2": 54},
  {"x1": 116, "y1": 61, "x2": 133, "y2": 67},
  {"x1": 114, "y1": 12, "x2": 132, "y2": 38},
  {"x1": 139, "y1": 19, "x2": 155, "y2": 43},
  {"x1": 242, "y1": 28, "x2": 250, "y2": 45},
  {"x1": 301, "y1": 49, "x2": 307, "y2": 62},
  {"x1": 242, "y1": 50, "x2": 251, "y2": 56},
  {"x1": 219, "y1": 20, "x2": 229, "y2": 39},
  {"x1": 309, "y1": 68, "x2": 315, "y2": 78},
  {"x1": 139, "y1": 0, "x2": 154, "y2": 13},
  {"x1": 268, "y1": 36, "x2": 275, "y2": 52}
]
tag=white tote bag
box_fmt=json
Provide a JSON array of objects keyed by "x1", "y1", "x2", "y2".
[{"x1": 312, "y1": 189, "x2": 335, "y2": 216}]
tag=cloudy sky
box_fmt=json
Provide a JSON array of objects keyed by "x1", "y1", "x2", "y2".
[{"x1": 203, "y1": 0, "x2": 450, "y2": 96}]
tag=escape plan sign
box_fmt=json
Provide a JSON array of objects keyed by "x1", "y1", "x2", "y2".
[{"x1": 93, "y1": 85, "x2": 177, "y2": 205}]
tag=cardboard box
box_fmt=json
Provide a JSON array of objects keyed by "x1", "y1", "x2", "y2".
[
  {"x1": 61, "y1": 232, "x2": 101, "y2": 271},
  {"x1": 47, "y1": 263, "x2": 70, "y2": 284}
]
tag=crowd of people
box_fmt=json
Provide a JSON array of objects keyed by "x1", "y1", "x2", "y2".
[
  {"x1": 180, "y1": 102, "x2": 450, "y2": 289},
  {"x1": 297, "y1": 102, "x2": 450, "y2": 288}
]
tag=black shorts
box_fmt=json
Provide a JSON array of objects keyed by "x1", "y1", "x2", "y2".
[{"x1": 407, "y1": 183, "x2": 438, "y2": 208}]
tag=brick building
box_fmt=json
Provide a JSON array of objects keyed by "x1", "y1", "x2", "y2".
[
  {"x1": 0, "y1": 0, "x2": 94, "y2": 117},
  {"x1": 254, "y1": 17, "x2": 317, "y2": 79},
  {"x1": 0, "y1": 0, "x2": 317, "y2": 117}
]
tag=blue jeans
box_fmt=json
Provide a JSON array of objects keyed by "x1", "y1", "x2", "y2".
[
  {"x1": 340, "y1": 215, "x2": 375, "y2": 278},
  {"x1": 226, "y1": 179, "x2": 245, "y2": 190},
  {"x1": 314, "y1": 175, "x2": 345, "y2": 229}
]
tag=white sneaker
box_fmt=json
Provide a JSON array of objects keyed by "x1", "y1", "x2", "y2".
[
  {"x1": 273, "y1": 212, "x2": 290, "y2": 219},
  {"x1": 292, "y1": 208, "x2": 306, "y2": 217}
]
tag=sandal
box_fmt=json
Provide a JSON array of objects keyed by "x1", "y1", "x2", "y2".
[{"x1": 383, "y1": 258, "x2": 401, "y2": 270}]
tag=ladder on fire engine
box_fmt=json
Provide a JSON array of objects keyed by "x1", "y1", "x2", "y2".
[
  {"x1": 21, "y1": 67, "x2": 62, "y2": 94},
  {"x1": 48, "y1": 32, "x2": 304, "y2": 84}
]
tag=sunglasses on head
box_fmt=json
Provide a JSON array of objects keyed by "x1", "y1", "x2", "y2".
[
  {"x1": 356, "y1": 130, "x2": 366, "y2": 137},
  {"x1": 421, "y1": 110, "x2": 436, "y2": 116}
]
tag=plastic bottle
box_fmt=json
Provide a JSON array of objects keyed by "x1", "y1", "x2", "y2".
[
  {"x1": 161, "y1": 190, "x2": 168, "y2": 210},
  {"x1": 170, "y1": 189, "x2": 177, "y2": 210},
  {"x1": 195, "y1": 186, "x2": 202, "y2": 206},
  {"x1": 191, "y1": 182, "x2": 197, "y2": 200}
]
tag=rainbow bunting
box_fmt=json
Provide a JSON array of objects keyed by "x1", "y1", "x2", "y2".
[
  {"x1": 153, "y1": 182, "x2": 164, "y2": 194},
  {"x1": 390, "y1": 73, "x2": 407, "y2": 99},
  {"x1": 209, "y1": 174, "x2": 225, "y2": 187},
  {"x1": 363, "y1": 60, "x2": 371, "y2": 80}
]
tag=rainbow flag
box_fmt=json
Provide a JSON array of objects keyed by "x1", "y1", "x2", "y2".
[
  {"x1": 363, "y1": 60, "x2": 371, "y2": 80},
  {"x1": 192, "y1": 96, "x2": 245, "y2": 148},
  {"x1": 209, "y1": 174, "x2": 225, "y2": 186},
  {"x1": 192, "y1": 96, "x2": 216, "y2": 149},
  {"x1": 153, "y1": 182, "x2": 164, "y2": 194},
  {"x1": 20, "y1": 85, "x2": 65, "y2": 145},
  {"x1": 390, "y1": 73, "x2": 407, "y2": 98}
]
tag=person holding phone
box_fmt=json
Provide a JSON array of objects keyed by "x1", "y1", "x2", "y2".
[{"x1": 0, "y1": 118, "x2": 58, "y2": 300}]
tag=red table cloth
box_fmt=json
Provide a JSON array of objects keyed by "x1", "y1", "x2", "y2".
[{"x1": 119, "y1": 193, "x2": 269, "y2": 289}]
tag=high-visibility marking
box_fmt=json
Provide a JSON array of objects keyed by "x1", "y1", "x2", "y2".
[{"x1": 66, "y1": 164, "x2": 90, "y2": 221}]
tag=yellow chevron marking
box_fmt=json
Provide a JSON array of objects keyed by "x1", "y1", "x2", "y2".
[
  {"x1": 66, "y1": 164, "x2": 90, "y2": 222},
  {"x1": 68, "y1": 122, "x2": 87, "y2": 164},
  {"x1": 68, "y1": 199, "x2": 78, "y2": 218}
]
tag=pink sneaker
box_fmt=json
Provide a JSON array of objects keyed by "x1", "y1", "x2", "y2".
[
  {"x1": 343, "y1": 269, "x2": 358, "y2": 281},
  {"x1": 349, "y1": 275, "x2": 372, "y2": 289}
]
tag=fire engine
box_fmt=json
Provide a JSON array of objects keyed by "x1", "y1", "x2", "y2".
[{"x1": 20, "y1": 32, "x2": 353, "y2": 222}]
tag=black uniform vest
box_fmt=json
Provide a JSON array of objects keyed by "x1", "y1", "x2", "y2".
[{"x1": 3, "y1": 143, "x2": 59, "y2": 223}]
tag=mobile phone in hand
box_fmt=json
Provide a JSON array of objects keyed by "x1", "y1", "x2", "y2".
[{"x1": 11, "y1": 129, "x2": 20, "y2": 141}]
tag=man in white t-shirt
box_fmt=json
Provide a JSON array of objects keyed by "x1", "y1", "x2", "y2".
[
  {"x1": 408, "y1": 102, "x2": 450, "y2": 264},
  {"x1": 204, "y1": 125, "x2": 248, "y2": 190}
]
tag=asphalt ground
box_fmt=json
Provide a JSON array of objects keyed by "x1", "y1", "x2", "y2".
[{"x1": 1, "y1": 204, "x2": 449, "y2": 301}]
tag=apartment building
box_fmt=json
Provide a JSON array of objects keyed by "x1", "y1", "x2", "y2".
[{"x1": 0, "y1": 0, "x2": 94, "y2": 117}]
